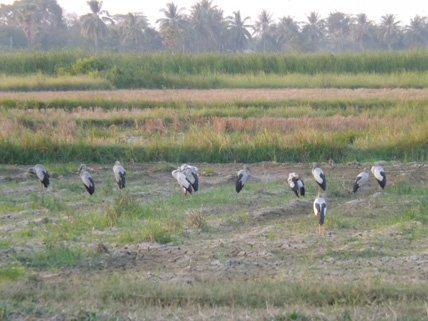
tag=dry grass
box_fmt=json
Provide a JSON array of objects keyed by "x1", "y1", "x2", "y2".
[{"x1": 2, "y1": 88, "x2": 428, "y2": 102}]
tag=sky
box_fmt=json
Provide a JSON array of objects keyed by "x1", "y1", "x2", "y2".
[{"x1": 1, "y1": 0, "x2": 426, "y2": 27}]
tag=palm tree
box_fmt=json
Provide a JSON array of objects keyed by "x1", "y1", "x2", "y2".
[
  {"x1": 80, "y1": 0, "x2": 108, "y2": 49},
  {"x1": 226, "y1": 11, "x2": 252, "y2": 52},
  {"x1": 117, "y1": 12, "x2": 147, "y2": 47},
  {"x1": 276, "y1": 16, "x2": 301, "y2": 51},
  {"x1": 157, "y1": 2, "x2": 186, "y2": 31},
  {"x1": 380, "y1": 14, "x2": 401, "y2": 51},
  {"x1": 157, "y1": 2, "x2": 186, "y2": 50},
  {"x1": 13, "y1": 0, "x2": 39, "y2": 48},
  {"x1": 302, "y1": 12, "x2": 325, "y2": 51},
  {"x1": 352, "y1": 13, "x2": 372, "y2": 51},
  {"x1": 189, "y1": 0, "x2": 225, "y2": 52},
  {"x1": 405, "y1": 15, "x2": 428, "y2": 48},
  {"x1": 254, "y1": 10, "x2": 273, "y2": 52},
  {"x1": 326, "y1": 12, "x2": 351, "y2": 51}
]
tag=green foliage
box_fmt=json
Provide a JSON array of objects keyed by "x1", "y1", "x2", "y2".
[
  {"x1": 2, "y1": 50, "x2": 428, "y2": 90},
  {"x1": 16, "y1": 243, "x2": 101, "y2": 269},
  {"x1": 0, "y1": 266, "x2": 28, "y2": 281}
]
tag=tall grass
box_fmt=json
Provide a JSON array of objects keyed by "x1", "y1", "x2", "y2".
[
  {"x1": 1, "y1": 50, "x2": 428, "y2": 75},
  {"x1": 1, "y1": 50, "x2": 428, "y2": 89}
]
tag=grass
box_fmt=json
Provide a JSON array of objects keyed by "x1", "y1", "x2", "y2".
[
  {"x1": 0, "y1": 161, "x2": 427, "y2": 319},
  {"x1": 1, "y1": 88, "x2": 428, "y2": 164}
]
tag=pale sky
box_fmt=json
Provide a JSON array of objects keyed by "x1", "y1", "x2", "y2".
[{"x1": 1, "y1": 0, "x2": 426, "y2": 27}]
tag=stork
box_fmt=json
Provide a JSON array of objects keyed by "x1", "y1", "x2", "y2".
[
  {"x1": 113, "y1": 161, "x2": 126, "y2": 189},
  {"x1": 371, "y1": 163, "x2": 386, "y2": 190},
  {"x1": 236, "y1": 164, "x2": 250, "y2": 193},
  {"x1": 78, "y1": 164, "x2": 95, "y2": 195},
  {"x1": 172, "y1": 169, "x2": 193, "y2": 201},
  {"x1": 180, "y1": 164, "x2": 198, "y2": 192},
  {"x1": 287, "y1": 172, "x2": 305, "y2": 198},
  {"x1": 353, "y1": 168, "x2": 369, "y2": 193},
  {"x1": 312, "y1": 162, "x2": 326, "y2": 192},
  {"x1": 27, "y1": 164, "x2": 50, "y2": 192},
  {"x1": 313, "y1": 192, "x2": 327, "y2": 235}
]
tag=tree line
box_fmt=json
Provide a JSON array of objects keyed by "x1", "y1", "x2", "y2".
[{"x1": 0, "y1": 0, "x2": 427, "y2": 52}]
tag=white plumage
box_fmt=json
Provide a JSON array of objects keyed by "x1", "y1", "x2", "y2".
[
  {"x1": 287, "y1": 172, "x2": 305, "y2": 198},
  {"x1": 312, "y1": 163, "x2": 326, "y2": 191},
  {"x1": 172, "y1": 169, "x2": 193, "y2": 200},
  {"x1": 113, "y1": 161, "x2": 126, "y2": 189},
  {"x1": 180, "y1": 164, "x2": 198, "y2": 192},
  {"x1": 371, "y1": 164, "x2": 386, "y2": 189},
  {"x1": 78, "y1": 164, "x2": 95, "y2": 195},
  {"x1": 313, "y1": 193, "x2": 327, "y2": 235},
  {"x1": 236, "y1": 164, "x2": 250, "y2": 193},
  {"x1": 28, "y1": 164, "x2": 50, "y2": 189},
  {"x1": 353, "y1": 168, "x2": 369, "y2": 193}
]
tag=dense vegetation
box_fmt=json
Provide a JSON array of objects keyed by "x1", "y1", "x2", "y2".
[
  {"x1": 2, "y1": 50, "x2": 428, "y2": 90},
  {"x1": 1, "y1": 0, "x2": 428, "y2": 52}
]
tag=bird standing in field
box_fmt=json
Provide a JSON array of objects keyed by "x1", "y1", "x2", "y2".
[
  {"x1": 78, "y1": 164, "x2": 95, "y2": 195},
  {"x1": 236, "y1": 164, "x2": 251, "y2": 193},
  {"x1": 313, "y1": 192, "x2": 327, "y2": 235},
  {"x1": 180, "y1": 164, "x2": 199, "y2": 192},
  {"x1": 113, "y1": 161, "x2": 126, "y2": 189},
  {"x1": 27, "y1": 164, "x2": 50, "y2": 191},
  {"x1": 172, "y1": 169, "x2": 193, "y2": 201},
  {"x1": 353, "y1": 168, "x2": 369, "y2": 193},
  {"x1": 312, "y1": 163, "x2": 326, "y2": 192},
  {"x1": 371, "y1": 163, "x2": 386, "y2": 190},
  {"x1": 287, "y1": 172, "x2": 305, "y2": 198}
]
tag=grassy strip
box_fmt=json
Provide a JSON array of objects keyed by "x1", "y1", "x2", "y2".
[
  {"x1": 2, "y1": 50, "x2": 428, "y2": 75},
  {"x1": 0, "y1": 74, "x2": 112, "y2": 91},
  {"x1": 1, "y1": 140, "x2": 427, "y2": 164},
  {"x1": 2, "y1": 72, "x2": 428, "y2": 91},
  {"x1": 1, "y1": 277, "x2": 427, "y2": 310}
]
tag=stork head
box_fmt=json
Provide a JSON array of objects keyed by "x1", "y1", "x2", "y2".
[
  {"x1": 180, "y1": 164, "x2": 189, "y2": 171},
  {"x1": 114, "y1": 161, "x2": 121, "y2": 166},
  {"x1": 78, "y1": 164, "x2": 87, "y2": 174},
  {"x1": 363, "y1": 167, "x2": 369, "y2": 173},
  {"x1": 243, "y1": 164, "x2": 251, "y2": 172},
  {"x1": 312, "y1": 162, "x2": 319, "y2": 169}
]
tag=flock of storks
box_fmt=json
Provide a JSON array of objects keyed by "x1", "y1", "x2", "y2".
[{"x1": 26, "y1": 161, "x2": 386, "y2": 235}]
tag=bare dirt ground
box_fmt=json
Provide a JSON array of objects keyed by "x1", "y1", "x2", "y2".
[{"x1": 1, "y1": 161, "x2": 428, "y2": 320}]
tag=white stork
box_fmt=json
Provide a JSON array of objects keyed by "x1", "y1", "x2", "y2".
[
  {"x1": 353, "y1": 168, "x2": 369, "y2": 193},
  {"x1": 312, "y1": 162, "x2": 326, "y2": 192},
  {"x1": 313, "y1": 192, "x2": 327, "y2": 235},
  {"x1": 287, "y1": 172, "x2": 305, "y2": 198},
  {"x1": 236, "y1": 164, "x2": 250, "y2": 193},
  {"x1": 371, "y1": 163, "x2": 386, "y2": 190},
  {"x1": 27, "y1": 164, "x2": 50, "y2": 191},
  {"x1": 113, "y1": 161, "x2": 126, "y2": 189},
  {"x1": 180, "y1": 164, "x2": 199, "y2": 192},
  {"x1": 172, "y1": 169, "x2": 193, "y2": 201},
  {"x1": 78, "y1": 164, "x2": 95, "y2": 195}
]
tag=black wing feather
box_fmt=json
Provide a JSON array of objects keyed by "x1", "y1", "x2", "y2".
[
  {"x1": 41, "y1": 171, "x2": 50, "y2": 188},
  {"x1": 236, "y1": 173, "x2": 244, "y2": 193},
  {"x1": 377, "y1": 171, "x2": 386, "y2": 189},
  {"x1": 191, "y1": 172, "x2": 198, "y2": 192},
  {"x1": 84, "y1": 177, "x2": 95, "y2": 195},
  {"x1": 118, "y1": 172, "x2": 126, "y2": 189},
  {"x1": 319, "y1": 173, "x2": 326, "y2": 191}
]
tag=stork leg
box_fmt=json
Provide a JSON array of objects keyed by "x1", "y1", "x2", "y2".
[
  {"x1": 181, "y1": 188, "x2": 186, "y2": 203},
  {"x1": 322, "y1": 226, "x2": 325, "y2": 236},
  {"x1": 318, "y1": 224, "x2": 321, "y2": 234}
]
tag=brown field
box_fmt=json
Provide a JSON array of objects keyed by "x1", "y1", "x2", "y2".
[
  {"x1": 2, "y1": 88, "x2": 428, "y2": 102},
  {"x1": 0, "y1": 161, "x2": 428, "y2": 320}
]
